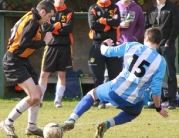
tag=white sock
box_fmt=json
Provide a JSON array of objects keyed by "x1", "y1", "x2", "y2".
[
  {"x1": 39, "y1": 85, "x2": 46, "y2": 103},
  {"x1": 107, "y1": 118, "x2": 115, "y2": 127},
  {"x1": 69, "y1": 113, "x2": 79, "y2": 122},
  {"x1": 54, "y1": 85, "x2": 65, "y2": 103},
  {"x1": 27, "y1": 105, "x2": 40, "y2": 131},
  {"x1": 5, "y1": 99, "x2": 30, "y2": 125}
]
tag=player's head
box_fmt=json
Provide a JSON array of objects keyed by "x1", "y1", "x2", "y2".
[
  {"x1": 54, "y1": 0, "x2": 65, "y2": 6},
  {"x1": 156, "y1": 0, "x2": 167, "y2": 4},
  {"x1": 120, "y1": 0, "x2": 131, "y2": 4},
  {"x1": 144, "y1": 27, "x2": 163, "y2": 45},
  {"x1": 99, "y1": 0, "x2": 109, "y2": 3},
  {"x1": 36, "y1": 0, "x2": 56, "y2": 24}
]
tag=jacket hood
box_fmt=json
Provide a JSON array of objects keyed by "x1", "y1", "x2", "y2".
[{"x1": 116, "y1": 0, "x2": 137, "y2": 9}]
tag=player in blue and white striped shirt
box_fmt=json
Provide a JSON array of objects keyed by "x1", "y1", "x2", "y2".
[{"x1": 62, "y1": 27, "x2": 169, "y2": 138}]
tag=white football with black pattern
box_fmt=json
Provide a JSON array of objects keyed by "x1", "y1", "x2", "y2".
[{"x1": 43, "y1": 122, "x2": 63, "y2": 138}]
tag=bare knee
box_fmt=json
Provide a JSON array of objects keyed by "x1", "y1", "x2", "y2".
[
  {"x1": 32, "y1": 97, "x2": 40, "y2": 104},
  {"x1": 27, "y1": 92, "x2": 41, "y2": 105},
  {"x1": 30, "y1": 96, "x2": 40, "y2": 105},
  {"x1": 57, "y1": 71, "x2": 66, "y2": 85},
  {"x1": 88, "y1": 88, "x2": 98, "y2": 101},
  {"x1": 40, "y1": 72, "x2": 50, "y2": 79}
]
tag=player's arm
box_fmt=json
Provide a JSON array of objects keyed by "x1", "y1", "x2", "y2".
[
  {"x1": 41, "y1": 22, "x2": 54, "y2": 32},
  {"x1": 150, "y1": 59, "x2": 168, "y2": 118},
  {"x1": 152, "y1": 95, "x2": 168, "y2": 118},
  {"x1": 100, "y1": 38, "x2": 127, "y2": 57},
  {"x1": 150, "y1": 59, "x2": 166, "y2": 99},
  {"x1": 98, "y1": 5, "x2": 120, "y2": 27},
  {"x1": 88, "y1": 6, "x2": 107, "y2": 31},
  {"x1": 56, "y1": 11, "x2": 74, "y2": 35},
  {"x1": 42, "y1": 12, "x2": 75, "y2": 35},
  {"x1": 19, "y1": 19, "x2": 46, "y2": 49}
]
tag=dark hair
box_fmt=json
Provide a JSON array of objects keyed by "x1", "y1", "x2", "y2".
[
  {"x1": 36, "y1": 0, "x2": 55, "y2": 14},
  {"x1": 144, "y1": 27, "x2": 163, "y2": 45}
]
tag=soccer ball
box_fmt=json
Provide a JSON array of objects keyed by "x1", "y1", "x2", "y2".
[{"x1": 43, "y1": 122, "x2": 63, "y2": 138}]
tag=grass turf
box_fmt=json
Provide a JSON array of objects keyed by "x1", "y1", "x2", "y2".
[{"x1": 0, "y1": 90, "x2": 179, "y2": 138}]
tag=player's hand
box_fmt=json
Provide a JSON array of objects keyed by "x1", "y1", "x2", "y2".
[
  {"x1": 112, "y1": 14, "x2": 118, "y2": 19},
  {"x1": 44, "y1": 32, "x2": 53, "y2": 45},
  {"x1": 120, "y1": 21, "x2": 130, "y2": 28},
  {"x1": 103, "y1": 38, "x2": 114, "y2": 46},
  {"x1": 158, "y1": 108, "x2": 168, "y2": 118}
]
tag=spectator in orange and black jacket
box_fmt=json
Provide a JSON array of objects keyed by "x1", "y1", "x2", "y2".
[
  {"x1": 88, "y1": 0, "x2": 122, "y2": 108},
  {"x1": 39, "y1": 0, "x2": 74, "y2": 108}
]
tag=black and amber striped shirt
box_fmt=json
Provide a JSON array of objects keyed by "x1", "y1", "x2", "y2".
[
  {"x1": 7, "y1": 8, "x2": 46, "y2": 58},
  {"x1": 88, "y1": 0, "x2": 120, "y2": 44}
]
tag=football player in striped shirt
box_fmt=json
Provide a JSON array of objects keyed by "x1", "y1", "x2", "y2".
[{"x1": 62, "y1": 27, "x2": 169, "y2": 138}]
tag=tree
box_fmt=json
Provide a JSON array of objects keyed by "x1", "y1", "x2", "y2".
[{"x1": 4, "y1": 0, "x2": 179, "y2": 11}]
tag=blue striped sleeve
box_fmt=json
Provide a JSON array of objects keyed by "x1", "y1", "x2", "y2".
[
  {"x1": 101, "y1": 43, "x2": 128, "y2": 57},
  {"x1": 150, "y1": 57, "x2": 166, "y2": 96}
]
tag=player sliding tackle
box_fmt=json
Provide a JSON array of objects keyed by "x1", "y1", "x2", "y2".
[{"x1": 62, "y1": 27, "x2": 169, "y2": 138}]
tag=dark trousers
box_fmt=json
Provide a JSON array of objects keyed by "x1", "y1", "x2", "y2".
[
  {"x1": 88, "y1": 43, "x2": 123, "y2": 87},
  {"x1": 157, "y1": 45, "x2": 177, "y2": 105}
]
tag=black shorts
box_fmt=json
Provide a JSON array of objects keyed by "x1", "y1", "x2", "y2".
[
  {"x1": 3, "y1": 52, "x2": 38, "y2": 85},
  {"x1": 41, "y1": 45, "x2": 72, "y2": 72}
]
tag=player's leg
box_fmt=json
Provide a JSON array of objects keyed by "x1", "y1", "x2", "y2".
[
  {"x1": 94, "y1": 111, "x2": 137, "y2": 138},
  {"x1": 0, "y1": 93, "x2": 30, "y2": 138},
  {"x1": 17, "y1": 63, "x2": 43, "y2": 137},
  {"x1": 0, "y1": 55, "x2": 36, "y2": 138},
  {"x1": 17, "y1": 78, "x2": 43, "y2": 137},
  {"x1": 0, "y1": 78, "x2": 42, "y2": 138},
  {"x1": 62, "y1": 81, "x2": 112, "y2": 131},
  {"x1": 54, "y1": 71, "x2": 66, "y2": 108},
  {"x1": 40, "y1": 45, "x2": 60, "y2": 107},
  {"x1": 62, "y1": 88, "x2": 98, "y2": 131},
  {"x1": 39, "y1": 71, "x2": 50, "y2": 107},
  {"x1": 95, "y1": 88, "x2": 143, "y2": 138},
  {"x1": 54, "y1": 45, "x2": 72, "y2": 108},
  {"x1": 39, "y1": 46, "x2": 55, "y2": 107},
  {"x1": 24, "y1": 66, "x2": 44, "y2": 137}
]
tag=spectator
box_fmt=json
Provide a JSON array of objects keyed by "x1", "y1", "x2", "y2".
[
  {"x1": 88, "y1": 0, "x2": 122, "y2": 108},
  {"x1": 146, "y1": 0, "x2": 179, "y2": 109},
  {"x1": 116, "y1": 0, "x2": 145, "y2": 44},
  {"x1": 39, "y1": 0, "x2": 74, "y2": 108}
]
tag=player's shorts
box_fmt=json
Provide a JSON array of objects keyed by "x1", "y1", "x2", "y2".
[
  {"x1": 3, "y1": 51, "x2": 38, "y2": 85},
  {"x1": 96, "y1": 81, "x2": 144, "y2": 116},
  {"x1": 41, "y1": 45, "x2": 72, "y2": 72}
]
